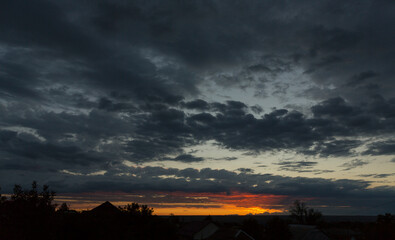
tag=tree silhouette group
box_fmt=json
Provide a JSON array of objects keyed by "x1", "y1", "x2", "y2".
[
  {"x1": 0, "y1": 182, "x2": 176, "y2": 240},
  {"x1": 0, "y1": 181, "x2": 57, "y2": 239},
  {"x1": 289, "y1": 200, "x2": 322, "y2": 225},
  {"x1": 119, "y1": 202, "x2": 154, "y2": 216}
]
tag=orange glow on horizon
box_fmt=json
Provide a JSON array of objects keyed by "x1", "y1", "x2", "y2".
[
  {"x1": 152, "y1": 205, "x2": 284, "y2": 216},
  {"x1": 55, "y1": 191, "x2": 289, "y2": 215}
]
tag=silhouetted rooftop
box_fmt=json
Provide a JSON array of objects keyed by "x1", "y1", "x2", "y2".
[
  {"x1": 178, "y1": 220, "x2": 214, "y2": 238},
  {"x1": 89, "y1": 201, "x2": 121, "y2": 215},
  {"x1": 289, "y1": 224, "x2": 329, "y2": 240}
]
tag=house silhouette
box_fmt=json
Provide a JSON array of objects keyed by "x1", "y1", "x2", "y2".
[{"x1": 89, "y1": 201, "x2": 121, "y2": 215}]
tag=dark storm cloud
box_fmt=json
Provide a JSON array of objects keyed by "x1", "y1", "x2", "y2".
[
  {"x1": 310, "y1": 96, "x2": 395, "y2": 136},
  {"x1": 0, "y1": 165, "x2": 375, "y2": 197},
  {"x1": 274, "y1": 160, "x2": 333, "y2": 175},
  {"x1": 0, "y1": 104, "x2": 133, "y2": 144},
  {"x1": 181, "y1": 99, "x2": 210, "y2": 111},
  {"x1": 346, "y1": 71, "x2": 380, "y2": 87},
  {"x1": 0, "y1": 57, "x2": 43, "y2": 100},
  {"x1": 358, "y1": 173, "x2": 395, "y2": 179},
  {"x1": 275, "y1": 161, "x2": 318, "y2": 172},
  {"x1": 364, "y1": 140, "x2": 395, "y2": 156},
  {"x1": 311, "y1": 97, "x2": 358, "y2": 117},
  {"x1": 0, "y1": 0, "x2": 98, "y2": 57},
  {"x1": 0, "y1": 130, "x2": 103, "y2": 166},
  {"x1": 339, "y1": 159, "x2": 369, "y2": 171},
  {"x1": 187, "y1": 108, "x2": 321, "y2": 153},
  {"x1": 0, "y1": 0, "x2": 200, "y2": 108},
  {"x1": 1, "y1": 0, "x2": 395, "y2": 214},
  {"x1": 124, "y1": 107, "x2": 194, "y2": 162},
  {"x1": 164, "y1": 154, "x2": 204, "y2": 163},
  {"x1": 250, "y1": 105, "x2": 263, "y2": 114},
  {"x1": 237, "y1": 168, "x2": 254, "y2": 174},
  {"x1": 0, "y1": 102, "x2": 136, "y2": 174},
  {"x1": 212, "y1": 157, "x2": 238, "y2": 161},
  {"x1": 308, "y1": 140, "x2": 361, "y2": 157},
  {"x1": 2, "y1": 95, "x2": 395, "y2": 171},
  {"x1": 2, "y1": 165, "x2": 394, "y2": 214},
  {"x1": 1, "y1": 0, "x2": 394, "y2": 103},
  {"x1": 97, "y1": 98, "x2": 138, "y2": 112},
  {"x1": 125, "y1": 138, "x2": 185, "y2": 162},
  {"x1": 178, "y1": 96, "x2": 395, "y2": 157},
  {"x1": 257, "y1": 165, "x2": 267, "y2": 168},
  {"x1": 2, "y1": 92, "x2": 395, "y2": 175}
]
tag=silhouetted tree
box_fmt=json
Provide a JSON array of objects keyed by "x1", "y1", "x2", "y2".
[
  {"x1": 1, "y1": 183, "x2": 181, "y2": 240},
  {"x1": 0, "y1": 187, "x2": 6, "y2": 203},
  {"x1": 57, "y1": 202, "x2": 70, "y2": 212},
  {"x1": 305, "y1": 207, "x2": 323, "y2": 225},
  {"x1": 290, "y1": 200, "x2": 306, "y2": 223},
  {"x1": 371, "y1": 213, "x2": 395, "y2": 240},
  {"x1": 0, "y1": 181, "x2": 57, "y2": 240},
  {"x1": 0, "y1": 187, "x2": 6, "y2": 221},
  {"x1": 140, "y1": 204, "x2": 154, "y2": 216},
  {"x1": 289, "y1": 200, "x2": 322, "y2": 224},
  {"x1": 119, "y1": 202, "x2": 154, "y2": 216},
  {"x1": 377, "y1": 213, "x2": 395, "y2": 224},
  {"x1": 10, "y1": 181, "x2": 56, "y2": 212}
]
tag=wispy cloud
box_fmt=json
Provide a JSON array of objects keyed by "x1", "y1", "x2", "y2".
[{"x1": 340, "y1": 159, "x2": 369, "y2": 171}]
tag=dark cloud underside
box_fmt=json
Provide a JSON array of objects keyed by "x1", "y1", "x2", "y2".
[{"x1": 1, "y1": 0, "x2": 395, "y2": 214}]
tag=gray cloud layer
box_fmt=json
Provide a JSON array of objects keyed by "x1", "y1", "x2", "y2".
[
  {"x1": 1, "y1": 0, "x2": 395, "y2": 214},
  {"x1": 2, "y1": 165, "x2": 395, "y2": 214}
]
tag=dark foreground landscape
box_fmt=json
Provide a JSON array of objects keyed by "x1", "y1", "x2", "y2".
[{"x1": 1, "y1": 183, "x2": 394, "y2": 240}]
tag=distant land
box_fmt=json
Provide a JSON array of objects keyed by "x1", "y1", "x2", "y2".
[{"x1": 170, "y1": 215, "x2": 378, "y2": 224}]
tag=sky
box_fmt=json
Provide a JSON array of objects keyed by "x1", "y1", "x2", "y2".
[{"x1": 1, "y1": 0, "x2": 395, "y2": 215}]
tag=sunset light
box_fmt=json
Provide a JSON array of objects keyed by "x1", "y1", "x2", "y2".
[
  {"x1": 55, "y1": 191, "x2": 289, "y2": 215},
  {"x1": 1, "y1": 1, "x2": 395, "y2": 238}
]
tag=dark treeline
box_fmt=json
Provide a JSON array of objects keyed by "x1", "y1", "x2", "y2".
[
  {"x1": 0, "y1": 182, "x2": 394, "y2": 240},
  {"x1": 0, "y1": 182, "x2": 177, "y2": 240}
]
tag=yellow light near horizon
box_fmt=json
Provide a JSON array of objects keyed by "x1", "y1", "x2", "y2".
[
  {"x1": 58, "y1": 200, "x2": 285, "y2": 216},
  {"x1": 55, "y1": 191, "x2": 288, "y2": 215},
  {"x1": 152, "y1": 205, "x2": 284, "y2": 216}
]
